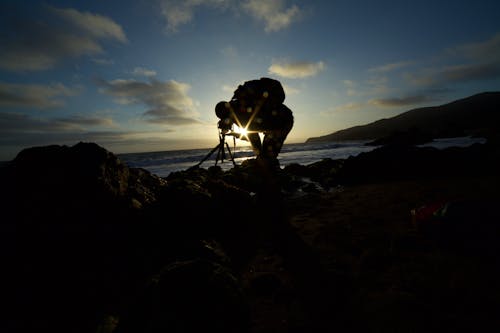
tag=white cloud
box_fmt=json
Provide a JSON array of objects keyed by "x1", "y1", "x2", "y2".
[
  {"x1": 368, "y1": 61, "x2": 414, "y2": 73},
  {"x1": 268, "y1": 60, "x2": 325, "y2": 78},
  {"x1": 51, "y1": 7, "x2": 127, "y2": 42},
  {"x1": 0, "y1": 82, "x2": 81, "y2": 109},
  {"x1": 160, "y1": 0, "x2": 230, "y2": 33},
  {"x1": 97, "y1": 78, "x2": 201, "y2": 126},
  {"x1": 0, "y1": 6, "x2": 127, "y2": 72},
  {"x1": 243, "y1": 0, "x2": 302, "y2": 32},
  {"x1": 222, "y1": 85, "x2": 235, "y2": 93},
  {"x1": 56, "y1": 115, "x2": 116, "y2": 128},
  {"x1": 159, "y1": 0, "x2": 302, "y2": 33},
  {"x1": 282, "y1": 84, "x2": 300, "y2": 95},
  {"x1": 132, "y1": 67, "x2": 157, "y2": 77}
]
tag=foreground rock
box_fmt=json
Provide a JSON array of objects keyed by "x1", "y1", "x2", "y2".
[
  {"x1": 3, "y1": 141, "x2": 500, "y2": 332},
  {"x1": 1, "y1": 143, "x2": 257, "y2": 333}
]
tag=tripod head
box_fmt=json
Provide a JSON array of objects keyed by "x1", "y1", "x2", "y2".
[
  {"x1": 218, "y1": 121, "x2": 248, "y2": 141},
  {"x1": 192, "y1": 126, "x2": 238, "y2": 169}
]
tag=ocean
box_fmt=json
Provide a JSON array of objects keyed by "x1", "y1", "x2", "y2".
[{"x1": 118, "y1": 136, "x2": 487, "y2": 178}]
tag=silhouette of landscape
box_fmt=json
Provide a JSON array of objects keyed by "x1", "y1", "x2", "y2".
[
  {"x1": 307, "y1": 92, "x2": 500, "y2": 144},
  {"x1": 3, "y1": 91, "x2": 500, "y2": 332}
]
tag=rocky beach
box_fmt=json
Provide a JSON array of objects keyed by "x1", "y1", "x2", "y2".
[{"x1": 3, "y1": 140, "x2": 500, "y2": 333}]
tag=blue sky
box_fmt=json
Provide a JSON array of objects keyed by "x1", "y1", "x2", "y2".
[{"x1": 1, "y1": 0, "x2": 499, "y2": 160}]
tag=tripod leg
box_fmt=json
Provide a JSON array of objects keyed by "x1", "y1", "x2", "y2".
[
  {"x1": 194, "y1": 143, "x2": 221, "y2": 168},
  {"x1": 225, "y1": 142, "x2": 237, "y2": 167},
  {"x1": 215, "y1": 140, "x2": 226, "y2": 166}
]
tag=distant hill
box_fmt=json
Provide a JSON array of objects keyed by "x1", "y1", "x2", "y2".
[{"x1": 306, "y1": 92, "x2": 500, "y2": 143}]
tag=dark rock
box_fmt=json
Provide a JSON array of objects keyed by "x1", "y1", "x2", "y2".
[
  {"x1": 334, "y1": 142, "x2": 499, "y2": 184},
  {"x1": 249, "y1": 273, "x2": 283, "y2": 297},
  {"x1": 4, "y1": 139, "x2": 499, "y2": 333},
  {"x1": 365, "y1": 127, "x2": 434, "y2": 146},
  {"x1": 418, "y1": 199, "x2": 500, "y2": 256},
  {"x1": 115, "y1": 258, "x2": 250, "y2": 333},
  {"x1": 2, "y1": 142, "x2": 169, "y2": 333}
]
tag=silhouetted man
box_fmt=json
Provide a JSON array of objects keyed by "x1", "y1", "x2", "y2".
[{"x1": 215, "y1": 77, "x2": 293, "y2": 161}]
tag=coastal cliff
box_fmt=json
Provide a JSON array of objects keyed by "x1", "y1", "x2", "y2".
[{"x1": 306, "y1": 92, "x2": 500, "y2": 144}]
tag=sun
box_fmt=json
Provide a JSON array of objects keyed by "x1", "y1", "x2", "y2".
[
  {"x1": 235, "y1": 126, "x2": 248, "y2": 138},
  {"x1": 232, "y1": 125, "x2": 257, "y2": 144}
]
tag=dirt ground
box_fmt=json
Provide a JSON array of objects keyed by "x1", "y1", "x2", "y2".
[{"x1": 241, "y1": 174, "x2": 500, "y2": 332}]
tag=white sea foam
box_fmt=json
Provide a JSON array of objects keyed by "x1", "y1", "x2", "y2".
[{"x1": 119, "y1": 136, "x2": 486, "y2": 178}]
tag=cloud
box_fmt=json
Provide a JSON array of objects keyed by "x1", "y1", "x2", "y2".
[
  {"x1": 0, "y1": 110, "x2": 187, "y2": 160},
  {"x1": 0, "y1": 82, "x2": 81, "y2": 109},
  {"x1": 132, "y1": 67, "x2": 157, "y2": 77},
  {"x1": 0, "y1": 112, "x2": 74, "y2": 133},
  {"x1": 332, "y1": 102, "x2": 364, "y2": 113},
  {"x1": 440, "y1": 63, "x2": 500, "y2": 82},
  {"x1": 0, "y1": 111, "x2": 121, "y2": 161},
  {"x1": 365, "y1": 75, "x2": 391, "y2": 96},
  {"x1": 282, "y1": 84, "x2": 300, "y2": 95},
  {"x1": 0, "y1": 111, "x2": 115, "y2": 134},
  {"x1": 159, "y1": 0, "x2": 302, "y2": 33},
  {"x1": 50, "y1": 7, "x2": 127, "y2": 42},
  {"x1": 220, "y1": 45, "x2": 239, "y2": 58},
  {"x1": 370, "y1": 95, "x2": 433, "y2": 107},
  {"x1": 368, "y1": 61, "x2": 414, "y2": 73},
  {"x1": 160, "y1": 0, "x2": 230, "y2": 33},
  {"x1": 342, "y1": 80, "x2": 358, "y2": 96},
  {"x1": 268, "y1": 60, "x2": 325, "y2": 78},
  {"x1": 97, "y1": 78, "x2": 201, "y2": 125},
  {"x1": 222, "y1": 85, "x2": 236, "y2": 93},
  {"x1": 92, "y1": 58, "x2": 115, "y2": 65},
  {"x1": 242, "y1": 0, "x2": 302, "y2": 32},
  {"x1": 55, "y1": 115, "x2": 116, "y2": 128},
  {"x1": 0, "y1": 6, "x2": 126, "y2": 71},
  {"x1": 449, "y1": 33, "x2": 500, "y2": 62},
  {"x1": 406, "y1": 62, "x2": 500, "y2": 87},
  {"x1": 406, "y1": 33, "x2": 500, "y2": 87},
  {"x1": 320, "y1": 102, "x2": 365, "y2": 116}
]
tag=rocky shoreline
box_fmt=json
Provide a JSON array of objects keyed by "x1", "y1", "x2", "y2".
[{"x1": 3, "y1": 141, "x2": 500, "y2": 332}]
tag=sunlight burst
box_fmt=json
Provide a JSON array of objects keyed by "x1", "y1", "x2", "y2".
[{"x1": 235, "y1": 125, "x2": 248, "y2": 138}]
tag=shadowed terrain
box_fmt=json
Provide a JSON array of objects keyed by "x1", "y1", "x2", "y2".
[{"x1": 2, "y1": 140, "x2": 500, "y2": 332}]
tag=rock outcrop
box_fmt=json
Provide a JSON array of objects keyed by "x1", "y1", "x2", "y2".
[{"x1": 3, "y1": 140, "x2": 500, "y2": 333}]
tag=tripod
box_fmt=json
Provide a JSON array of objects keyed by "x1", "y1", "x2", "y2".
[{"x1": 194, "y1": 131, "x2": 236, "y2": 168}]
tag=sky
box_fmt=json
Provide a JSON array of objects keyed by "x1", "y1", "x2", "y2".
[{"x1": 1, "y1": 0, "x2": 500, "y2": 160}]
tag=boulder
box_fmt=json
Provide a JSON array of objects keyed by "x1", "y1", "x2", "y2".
[{"x1": 115, "y1": 258, "x2": 250, "y2": 333}]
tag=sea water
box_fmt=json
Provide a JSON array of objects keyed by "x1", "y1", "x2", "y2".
[{"x1": 118, "y1": 136, "x2": 487, "y2": 178}]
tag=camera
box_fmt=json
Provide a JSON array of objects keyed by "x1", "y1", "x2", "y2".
[
  {"x1": 215, "y1": 100, "x2": 235, "y2": 132},
  {"x1": 218, "y1": 118, "x2": 233, "y2": 132}
]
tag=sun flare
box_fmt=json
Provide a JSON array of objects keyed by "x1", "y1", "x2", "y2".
[{"x1": 235, "y1": 126, "x2": 248, "y2": 138}]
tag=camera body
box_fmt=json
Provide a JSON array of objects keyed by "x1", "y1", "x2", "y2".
[
  {"x1": 217, "y1": 117, "x2": 233, "y2": 132},
  {"x1": 215, "y1": 101, "x2": 235, "y2": 132}
]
